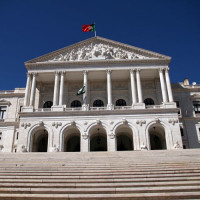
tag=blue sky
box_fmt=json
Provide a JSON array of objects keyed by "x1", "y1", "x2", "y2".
[{"x1": 0, "y1": 0, "x2": 199, "y2": 90}]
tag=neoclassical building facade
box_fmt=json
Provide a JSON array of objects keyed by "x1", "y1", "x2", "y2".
[{"x1": 0, "y1": 37, "x2": 200, "y2": 152}]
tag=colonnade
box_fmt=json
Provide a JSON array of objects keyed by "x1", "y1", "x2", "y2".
[{"x1": 23, "y1": 68, "x2": 174, "y2": 109}]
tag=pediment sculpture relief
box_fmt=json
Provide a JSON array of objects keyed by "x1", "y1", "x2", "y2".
[{"x1": 47, "y1": 43, "x2": 154, "y2": 62}]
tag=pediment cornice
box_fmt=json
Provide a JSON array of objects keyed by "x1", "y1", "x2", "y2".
[{"x1": 25, "y1": 36, "x2": 171, "y2": 69}]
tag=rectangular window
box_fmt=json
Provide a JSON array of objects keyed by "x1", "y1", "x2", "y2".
[
  {"x1": 0, "y1": 106, "x2": 6, "y2": 119},
  {"x1": 175, "y1": 101, "x2": 181, "y2": 115},
  {"x1": 193, "y1": 101, "x2": 200, "y2": 113}
]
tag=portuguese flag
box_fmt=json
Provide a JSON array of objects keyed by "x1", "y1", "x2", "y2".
[{"x1": 82, "y1": 24, "x2": 96, "y2": 32}]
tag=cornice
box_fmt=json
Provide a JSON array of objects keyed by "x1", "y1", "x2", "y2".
[
  {"x1": 25, "y1": 36, "x2": 171, "y2": 68},
  {"x1": 0, "y1": 93, "x2": 25, "y2": 98},
  {"x1": 19, "y1": 108, "x2": 179, "y2": 118},
  {"x1": 26, "y1": 58, "x2": 170, "y2": 70},
  {"x1": 0, "y1": 121, "x2": 19, "y2": 127}
]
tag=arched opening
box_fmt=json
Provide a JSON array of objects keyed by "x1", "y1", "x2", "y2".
[
  {"x1": 144, "y1": 98, "x2": 155, "y2": 105},
  {"x1": 93, "y1": 100, "x2": 104, "y2": 107},
  {"x1": 71, "y1": 100, "x2": 82, "y2": 108},
  {"x1": 116, "y1": 126, "x2": 133, "y2": 151},
  {"x1": 90, "y1": 127, "x2": 107, "y2": 151},
  {"x1": 43, "y1": 101, "x2": 53, "y2": 108},
  {"x1": 64, "y1": 127, "x2": 80, "y2": 152},
  {"x1": 32, "y1": 129, "x2": 48, "y2": 152},
  {"x1": 116, "y1": 99, "x2": 127, "y2": 106},
  {"x1": 149, "y1": 125, "x2": 166, "y2": 150}
]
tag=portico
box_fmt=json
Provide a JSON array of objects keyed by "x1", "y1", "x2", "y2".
[{"x1": 18, "y1": 36, "x2": 182, "y2": 153}]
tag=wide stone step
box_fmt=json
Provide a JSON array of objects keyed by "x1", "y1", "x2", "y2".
[
  {"x1": 1, "y1": 176, "x2": 200, "y2": 184},
  {"x1": 0, "y1": 169, "x2": 200, "y2": 176},
  {"x1": 0, "y1": 191, "x2": 200, "y2": 200},
  {"x1": 0, "y1": 185, "x2": 200, "y2": 194},
  {"x1": 0, "y1": 180, "x2": 199, "y2": 188}
]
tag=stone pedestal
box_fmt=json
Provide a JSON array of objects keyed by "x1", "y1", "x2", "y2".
[
  {"x1": 164, "y1": 102, "x2": 176, "y2": 108},
  {"x1": 21, "y1": 106, "x2": 34, "y2": 112},
  {"x1": 82, "y1": 104, "x2": 89, "y2": 111},
  {"x1": 107, "y1": 104, "x2": 114, "y2": 110},
  {"x1": 51, "y1": 106, "x2": 65, "y2": 112},
  {"x1": 132, "y1": 103, "x2": 145, "y2": 109}
]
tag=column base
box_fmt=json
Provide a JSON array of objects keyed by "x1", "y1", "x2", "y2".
[
  {"x1": 21, "y1": 106, "x2": 34, "y2": 112},
  {"x1": 132, "y1": 103, "x2": 145, "y2": 109},
  {"x1": 51, "y1": 105, "x2": 65, "y2": 111},
  {"x1": 163, "y1": 102, "x2": 176, "y2": 108},
  {"x1": 82, "y1": 104, "x2": 89, "y2": 111},
  {"x1": 107, "y1": 104, "x2": 114, "y2": 110}
]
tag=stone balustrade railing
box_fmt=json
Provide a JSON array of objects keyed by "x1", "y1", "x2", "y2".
[{"x1": 32, "y1": 105, "x2": 170, "y2": 112}]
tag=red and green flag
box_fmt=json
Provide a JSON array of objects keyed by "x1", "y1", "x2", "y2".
[{"x1": 82, "y1": 24, "x2": 96, "y2": 32}]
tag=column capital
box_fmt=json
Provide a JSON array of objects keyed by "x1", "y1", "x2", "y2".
[
  {"x1": 55, "y1": 71, "x2": 60, "y2": 75},
  {"x1": 164, "y1": 67, "x2": 170, "y2": 72},
  {"x1": 136, "y1": 68, "x2": 141, "y2": 72},
  {"x1": 60, "y1": 71, "x2": 66, "y2": 75},
  {"x1": 27, "y1": 72, "x2": 32, "y2": 76},
  {"x1": 129, "y1": 69, "x2": 136, "y2": 74},
  {"x1": 32, "y1": 72, "x2": 38, "y2": 77},
  {"x1": 158, "y1": 68, "x2": 164, "y2": 72},
  {"x1": 106, "y1": 69, "x2": 112, "y2": 74},
  {"x1": 83, "y1": 70, "x2": 88, "y2": 75}
]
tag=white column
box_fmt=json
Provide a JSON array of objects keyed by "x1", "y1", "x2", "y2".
[
  {"x1": 29, "y1": 73, "x2": 37, "y2": 106},
  {"x1": 83, "y1": 70, "x2": 88, "y2": 106},
  {"x1": 107, "y1": 70, "x2": 113, "y2": 109},
  {"x1": 130, "y1": 69, "x2": 137, "y2": 104},
  {"x1": 136, "y1": 69, "x2": 143, "y2": 103},
  {"x1": 53, "y1": 72, "x2": 60, "y2": 106},
  {"x1": 24, "y1": 73, "x2": 32, "y2": 106},
  {"x1": 59, "y1": 71, "x2": 65, "y2": 106},
  {"x1": 159, "y1": 68, "x2": 168, "y2": 103},
  {"x1": 165, "y1": 68, "x2": 174, "y2": 102}
]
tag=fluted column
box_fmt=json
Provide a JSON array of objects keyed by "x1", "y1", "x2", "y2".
[
  {"x1": 53, "y1": 72, "x2": 60, "y2": 106},
  {"x1": 83, "y1": 70, "x2": 88, "y2": 106},
  {"x1": 107, "y1": 70, "x2": 113, "y2": 109},
  {"x1": 24, "y1": 73, "x2": 32, "y2": 106},
  {"x1": 59, "y1": 71, "x2": 65, "y2": 106},
  {"x1": 136, "y1": 69, "x2": 143, "y2": 103},
  {"x1": 29, "y1": 73, "x2": 37, "y2": 106},
  {"x1": 159, "y1": 68, "x2": 168, "y2": 103},
  {"x1": 130, "y1": 69, "x2": 137, "y2": 104},
  {"x1": 165, "y1": 68, "x2": 174, "y2": 102}
]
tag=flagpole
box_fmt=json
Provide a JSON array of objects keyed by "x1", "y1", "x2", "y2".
[{"x1": 94, "y1": 22, "x2": 96, "y2": 37}]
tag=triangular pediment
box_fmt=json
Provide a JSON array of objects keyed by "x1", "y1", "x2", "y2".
[
  {"x1": 0, "y1": 99, "x2": 11, "y2": 105},
  {"x1": 25, "y1": 36, "x2": 171, "y2": 65}
]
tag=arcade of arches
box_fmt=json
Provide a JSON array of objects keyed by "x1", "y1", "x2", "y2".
[{"x1": 29, "y1": 124, "x2": 168, "y2": 152}]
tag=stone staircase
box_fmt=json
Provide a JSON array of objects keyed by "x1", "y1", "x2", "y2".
[{"x1": 0, "y1": 149, "x2": 200, "y2": 199}]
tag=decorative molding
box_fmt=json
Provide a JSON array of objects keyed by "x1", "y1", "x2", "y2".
[
  {"x1": 21, "y1": 123, "x2": 31, "y2": 129},
  {"x1": 20, "y1": 145, "x2": 27, "y2": 152},
  {"x1": 141, "y1": 142, "x2": 148, "y2": 150},
  {"x1": 50, "y1": 145, "x2": 59, "y2": 152},
  {"x1": 70, "y1": 121, "x2": 76, "y2": 126},
  {"x1": 52, "y1": 122, "x2": 62, "y2": 128},
  {"x1": 39, "y1": 120, "x2": 44, "y2": 126},
  {"x1": 122, "y1": 118, "x2": 127, "y2": 124},
  {"x1": 96, "y1": 119, "x2": 101, "y2": 125},
  {"x1": 82, "y1": 132, "x2": 88, "y2": 140},
  {"x1": 0, "y1": 99, "x2": 11, "y2": 106},
  {"x1": 154, "y1": 117, "x2": 160, "y2": 123},
  {"x1": 46, "y1": 43, "x2": 154, "y2": 63},
  {"x1": 108, "y1": 132, "x2": 115, "y2": 139},
  {"x1": 168, "y1": 119, "x2": 178, "y2": 125},
  {"x1": 136, "y1": 120, "x2": 146, "y2": 126},
  {"x1": 173, "y1": 141, "x2": 182, "y2": 149}
]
